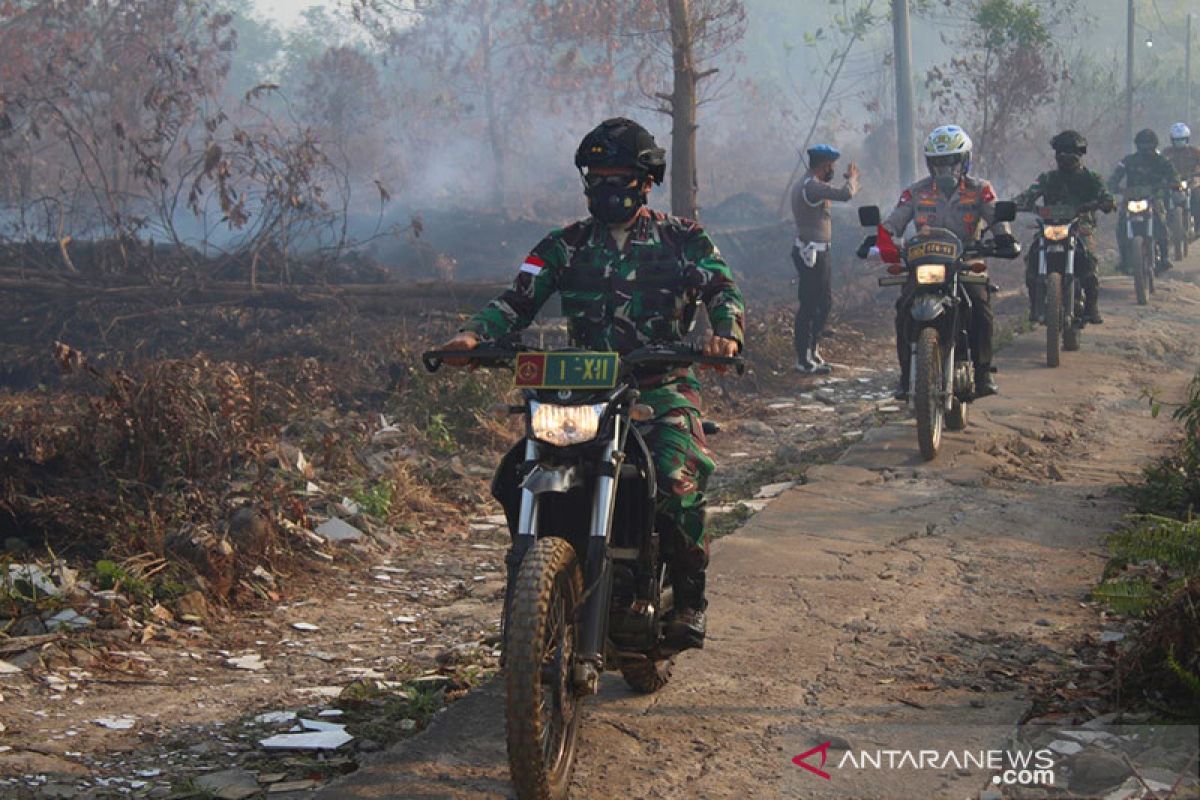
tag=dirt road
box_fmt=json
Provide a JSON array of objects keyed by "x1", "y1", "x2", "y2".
[{"x1": 319, "y1": 265, "x2": 1200, "y2": 799}]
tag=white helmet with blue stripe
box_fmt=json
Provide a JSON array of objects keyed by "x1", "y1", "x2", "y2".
[{"x1": 924, "y1": 124, "x2": 972, "y2": 179}]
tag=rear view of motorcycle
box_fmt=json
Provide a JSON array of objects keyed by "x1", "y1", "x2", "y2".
[{"x1": 422, "y1": 343, "x2": 742, "y2": 800}]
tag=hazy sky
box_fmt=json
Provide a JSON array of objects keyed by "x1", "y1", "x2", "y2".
[{"x1": 252, "y1": 0, "x2": 326, "y2": 28}]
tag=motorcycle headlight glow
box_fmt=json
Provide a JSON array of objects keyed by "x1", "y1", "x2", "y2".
[
  {"x1": 1042, "y1": 224, "x2": 1071, "y2": 241},
  {"x1": 1127, "y1": 199, "x2": 1149, "y2": 213},
  {"x1": 530, "y1": 402, "x2": 604, "y2": 446},
  {"x1": 915, "y1": 264, "x2": 947, "y2": 285}
]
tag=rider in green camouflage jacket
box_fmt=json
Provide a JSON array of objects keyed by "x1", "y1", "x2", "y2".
[
  {"x1": 442, "y1": 118, "x2": 744, "y2": 650},
  {"x1": 1013, "y1": 130, "x2": 1115, "y2": 323},
  {"x1": 1108, "y1": 128, "x2": 1179, "y2": 274}
]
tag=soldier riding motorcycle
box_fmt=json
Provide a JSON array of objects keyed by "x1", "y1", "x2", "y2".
[
  {"x1": 1109, "y1": 128, "x2": 1179, "y2": 277},
  {"x1": 1012, "y1": 130, "x2": 1115, "y2": 366},
  {"x1": 430, "y1": 117, "x2": 744, "y2": 800}
]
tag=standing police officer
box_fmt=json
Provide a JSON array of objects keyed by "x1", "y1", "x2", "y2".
[{"x1": 790, "y1": 144, "x2": 859, "y2": 374}]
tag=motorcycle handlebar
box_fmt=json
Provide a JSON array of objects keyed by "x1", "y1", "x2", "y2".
[{"x1": 421, "y1": 343, "x2": 746, "y2": 376}]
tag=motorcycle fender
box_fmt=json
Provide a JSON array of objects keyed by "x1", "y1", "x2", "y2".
[
  {"x1": 911, "y1": 296, "x2": 948, "y2": 322},
  {"x1": 521, "y1": 464, "x2": 583, "y2": 495}
]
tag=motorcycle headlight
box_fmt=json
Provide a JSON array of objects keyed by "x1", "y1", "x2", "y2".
[
  {"x1": 530, "y1": 402, "x2": 604, "y2": 446},
  {"x1": 1180, "y1": 181, "x2": 1189, "y2": 191},
  {"x1": 1127, "y1": 199, "x2": 1149, "y2": 213},
  {"x1": 1042, "y1": 224, "x2": 1071, "y2": 241},
  {"x1": 915, "y1": 264, "x2": 947, "y2": 285}
]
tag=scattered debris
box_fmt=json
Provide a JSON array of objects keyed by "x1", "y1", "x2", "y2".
[
  {"x1": 753, "y1": 481, "x2": 795, "y2": 499},
  {"x1": 195, "y1": 768, "x2": 260, "y2": 800},
  {"x1": 291, "y1": 622, "x2": 320, "y2": 632},
  {"x1": 260, "y1": 720, "x2": 353, "y2": 751},
  {"x1": 44, "y1": 609, "x2": 93, "y2": 631},
  {"x1": 315, "y1": 517, "x2": 365, "y2": 542},
  {"x1": 92, "y1": 716, "x2": 136, "y2": 730},
  {"x1": 226, "y1": 653, "x2": 268, "y2": 671}
]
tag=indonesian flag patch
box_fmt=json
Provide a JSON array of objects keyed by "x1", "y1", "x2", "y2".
[{"x1": 519, "y1": 255, "x2": 545, "y2": 276}]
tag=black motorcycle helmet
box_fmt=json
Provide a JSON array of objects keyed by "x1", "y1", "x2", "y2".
[
  {"x1": 1051, "y1": 130, "x2": 1087, "y2": 155},
  {"x1": 574, "y1": 118, "x2": 666, "y2": 184},
  {"x1": 1135, "y1": 128, "x2": 1159, "y2": 153},
  {"x1": 1051, "y1": 130, "x2": 1087, "y2": 171}
]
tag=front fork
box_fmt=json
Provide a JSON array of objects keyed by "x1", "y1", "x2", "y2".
[
  {"x1": 1038, "y1": 243, "x2": 1078, "y2": 320},
  {"x1": 906, "y1": 323, "x2": 958, "y2": 412},
  {"x1": 504, "y1": 424, "x2": 623, "y2": 695}
]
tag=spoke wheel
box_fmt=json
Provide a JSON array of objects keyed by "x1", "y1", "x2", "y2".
[
  {"x1": 914, "y1": 327, "x2": 944, "y2": 461},
  {"x1": 506, "y1": 537, "x2": 584, "y2": 800}
]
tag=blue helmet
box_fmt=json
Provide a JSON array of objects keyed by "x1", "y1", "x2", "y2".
[{"x1": 807, "y1": 144, "x2": 841, "y2": 166}]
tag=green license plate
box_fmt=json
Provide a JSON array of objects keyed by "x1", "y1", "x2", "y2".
[{"x1": 514, "y1": 352, "x2": 619, "y2": 389}]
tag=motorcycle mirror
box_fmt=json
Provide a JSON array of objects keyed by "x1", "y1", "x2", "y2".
[
  {"x1": 993, "y1": 200, "x2": 1017, "y2": 222},
  {"x1": 858, "y1": 205, "x2": 881, "y2": 227}
]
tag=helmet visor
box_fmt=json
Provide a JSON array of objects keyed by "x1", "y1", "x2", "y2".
[{"x1": 927, "y1": 154, "x2": 962, "y2": 177}]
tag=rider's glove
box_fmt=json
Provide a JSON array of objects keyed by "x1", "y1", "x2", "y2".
[{"x1": 992, "y1": 233, "x2": 1019, "y2": 258}]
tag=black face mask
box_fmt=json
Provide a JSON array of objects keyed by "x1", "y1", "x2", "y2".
[
  {"x1": 585, "y1": 178, "x2": 644, "y2": 224},
  {"x1": 1055, "y1": 152, "x2": 1082, "y2": 172},
  {"x1": 934, "y1": 174, "x2": 959, "y2": 196}
]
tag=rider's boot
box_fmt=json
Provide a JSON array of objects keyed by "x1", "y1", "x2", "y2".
[
  {"x1": 893, "y1": 372, "x2": 910, "y2": 401},
  {"x1": 667, "y1": 569, "x2": 707, "y2": 651},
  {"x1": 976, "y1": 366, "x2": 999, "y2": 397},
  {"x1": 1083, "y1": 296, "x2": 1104, "y2": 324}
]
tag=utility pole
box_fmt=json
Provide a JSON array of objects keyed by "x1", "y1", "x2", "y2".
[
  {"x1": 1125, "y1": 0, "x2": 1135, "y2": 148},
  {"x1": 892, "y1": 0, "x2": 917, "y2": 185},
  {"x1": 1187, "y1": 13, "x2": 1193, "y2": 125}
]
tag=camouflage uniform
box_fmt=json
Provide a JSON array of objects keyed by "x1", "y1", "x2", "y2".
[
  {"x1": 1013, "y1": 168, "x2": 1113, "y2": 312},
  {"x1": 465, "y1": 206, "x2": 745, "y2": 571},
  {"x1": 1108, "y1": 151, "x2": 1179, "y2": 270}
]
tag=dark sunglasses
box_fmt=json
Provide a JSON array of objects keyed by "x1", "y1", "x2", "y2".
[
  {"x1": 583, "y1": 172, "x2": 640, "y2": 188},
  {"x1": 927, "y1": 154, "x2": 962, "y2": 167}
]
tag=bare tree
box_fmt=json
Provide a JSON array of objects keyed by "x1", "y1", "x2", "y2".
[{"x1": 775, "y1": 0, "x2": 881, "y2": 217}]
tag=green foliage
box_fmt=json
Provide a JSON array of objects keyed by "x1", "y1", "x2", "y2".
[
  {"x1": 424, "y1": 412, "x2": 455, "y2": 453},
  {"x1": 1134, "y1": 372, "x2": 1200, "y2": 518},
  {"x1": 974, "y1": 0, "x2": 1050, "y2": 49},
  {"x1": 1096, "y1": 515, "x2": 1198, "y2": 617},
  {"x1": 1167, "y1": 644, "x2": 1200, "y2": 699},
  {"x1": 352, "y1": 480, "x2": 394, "y2": 519},
  {"x1": 1092, "y1": 576, "x2": 1161, "y2": 616},
  {"x1": 335, "y1": 677, "x2": 459, "y2": 748},
  {"x1": 94, "y1": 559, "x2": 151, "y2": 600},
  {"x1": 1110, "y1": 516, "x2": 1200, "y2": 576}
]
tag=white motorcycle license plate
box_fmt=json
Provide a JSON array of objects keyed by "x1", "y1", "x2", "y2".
[{"x1": 1045, "y1": 244, "x2": 1066, "y2": 253}]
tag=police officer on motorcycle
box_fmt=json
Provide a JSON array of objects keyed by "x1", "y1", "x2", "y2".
[
  {"x1": 1013, "y1": 130, "x2": 1115, "y2": 324},
  {"x1": 881, "y1": 124, "x2": 1017, "y2": 400},
  {"x1": 1163, "y1": 122, "x2": 1200, "y2": 236},
  {"x1": 1109, "y1": 128, "x2": 1179, "y2": 275}
]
